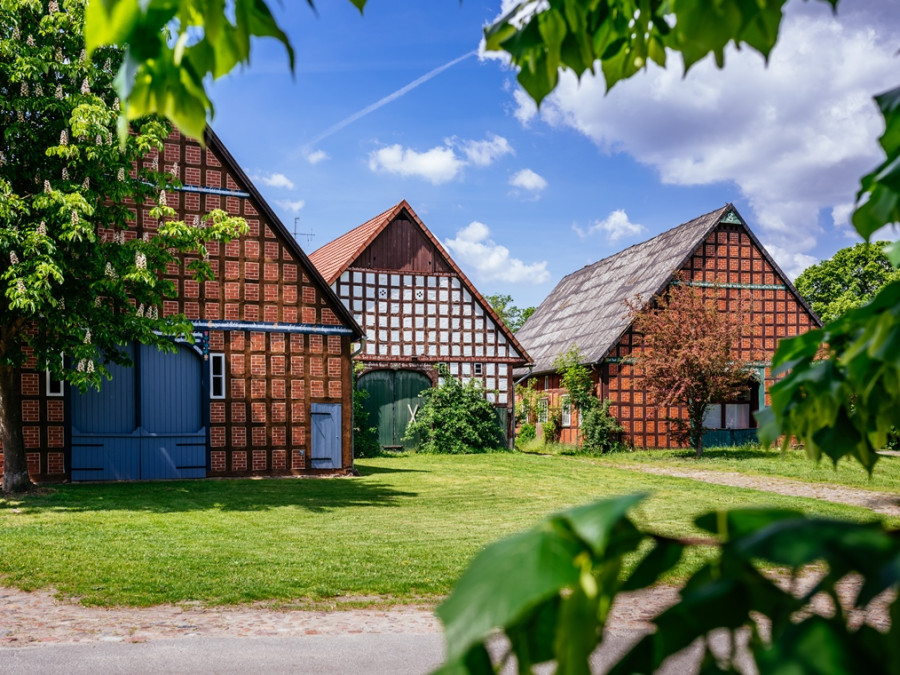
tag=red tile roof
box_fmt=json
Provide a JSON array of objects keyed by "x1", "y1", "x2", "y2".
[{"x1": 309, "y1": 201, "x2": 407, "y2": 285}]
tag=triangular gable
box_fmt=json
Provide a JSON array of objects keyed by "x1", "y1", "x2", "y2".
[
  {"x1": 311, "y1": 200, "x2": 532, "y2": 364},
  {"x1": 517, "y1": 205, "x2": 729, "y2": 374},
  {"x1": 203, "y1": 128, "x2": 362, "y2": 340},
  {"x1": 517, "y1": 204, "x2": 821, "y2": 375}
]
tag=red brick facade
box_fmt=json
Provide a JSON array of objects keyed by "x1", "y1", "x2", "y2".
[
  {"x1": 525, "y1": 220, "x2": 819, "y2": 449},
  {"x1": 2, "y1": 128, "x2": 359, "y2": 482}
]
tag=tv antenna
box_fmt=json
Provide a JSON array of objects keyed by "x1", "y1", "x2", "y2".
[{"x1": 293, "y1": 217, "x2": 315, "y2": 247}]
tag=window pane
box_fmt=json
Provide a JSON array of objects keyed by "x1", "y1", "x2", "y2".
[
  {"x1": 725, "y1": 404, "x2": 750, "y2": 429},
  {"x1": 703, "y1": 404, "x2": 722, "y2": 429}
]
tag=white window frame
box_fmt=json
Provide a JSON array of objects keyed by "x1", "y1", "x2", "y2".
[
  {"x1": 473, "y1": 363, "x2": 483, "y2": 376},
  {"x1": 537, "y1": 398, "x2": 549, "y2": 424},
  {"x1": 46, "y1": 370, "x2": 64, "y2": 397},
  {"x1": 561, "y1": 397, "x2": 572, "y2": 427},
  {"x1": 210, "y1": 353, "x2": 226, "y2": 399}
]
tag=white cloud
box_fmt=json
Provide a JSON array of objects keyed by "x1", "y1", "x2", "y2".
[
  {"x1": 764, "y1": 244, "x2": 818, "y2": 280},
  {"x1": 509, "y1": 168, "x2": 548, "y2": 193},
  {"x1": 512, "y1": 2, "x2": 898, "y2": 260},
  {"x1": 368, "y1": 144, "x2": 464, "y2": 185},
  {"x1": 276, "y1": 199, "x2": 306, "y2": 213},
  {"x1": 306, "y1": 150, "x2": 329, "y2": 165},
  {"x1": 454, "y1": 133, "x2": 514, "y2": 166},
  {"x1": 368, "y1": 134, "x2": 514, "y2": 184},
  {"x1": 575, "y1": 209, "x2": 645, "y2": 242},
  {"x1": 444, "y1": 221, "x2": 550, "y2": 284},
  {"x1": 254, "y1": 172, "x2": 295, "y2": 190},
  {"x1": 512, "y1": 87, "x2": 538, "y2": 125}
]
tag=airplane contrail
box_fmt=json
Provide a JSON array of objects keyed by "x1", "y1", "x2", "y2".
[{"x1": 300, "y1": 50, "x2": 478, "y2": 155}]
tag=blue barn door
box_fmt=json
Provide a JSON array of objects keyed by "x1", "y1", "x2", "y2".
[
  {"x1": 138, "y1": 343, "x2": 206, "y2": 479},
  {"x1": 71, "y1": 344, "x2": 141, "y2": 481},
  {"x1": 71, "y1": 342, "x2": 206, "y2": 481},
  {"x1": 310, "y1": 403, "x2": 342, "y2": 469}
]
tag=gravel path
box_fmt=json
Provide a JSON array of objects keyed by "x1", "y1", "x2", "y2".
[
  {"x1": 615, "y1": 464, "x2": 900, "y2": 518},
  {"x1": 0, "y1": 585, "x2": 678, "y2": 648}
]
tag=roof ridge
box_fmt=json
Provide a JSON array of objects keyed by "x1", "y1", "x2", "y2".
[{"x1": 558, "y1": 204, "x2": 732, "y2": 283}]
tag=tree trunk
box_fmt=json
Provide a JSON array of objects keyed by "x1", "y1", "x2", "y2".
[
  {"x1": 0, "y1": 363, "x2": 33, "y2": 494},
  {"x1": 689, "y1": 401, "x2": 706, "y2": 459}
]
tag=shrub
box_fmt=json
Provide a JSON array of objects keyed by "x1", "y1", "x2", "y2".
[
  {"x1": 515, "y1": 423, "x2": 536, "y2": 449},
  {"x1": 352, "y1": 364, "x2": 381, "y2": 458},
  {"x1": 580, "y1": 398, "x2": 625, "y2": 454},
  {"x1": 542, "y1": 405, "x2": 562, "y2": 444},
  {"x1": 404, "y1": 365, "x2": 503, "y2": 454}
]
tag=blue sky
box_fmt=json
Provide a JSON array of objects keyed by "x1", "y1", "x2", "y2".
[{"x1": 207, "y1": 0, "x2": 898, "y2": 308}]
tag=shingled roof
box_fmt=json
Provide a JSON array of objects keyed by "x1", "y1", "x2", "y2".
[
  {"x1": 309, "y1": 200, "x2": 532, "y2": 364},
  {"x1": 516, "y1": 204, "x2": 814, "y2": 375}
]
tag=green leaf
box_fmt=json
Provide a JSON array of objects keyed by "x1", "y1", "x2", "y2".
[
  {"x1": 554, "y1": 584, "x2": 599, "y2": 675},
  {"x1": 694, "y1": 508, "x2": 803, "y2": 540},
  {"x1": 620, "y1": 537, "x2": 685, "y2": 591},
  {"x1": 756, "y1": 616, "x2": 873, "y2": 674},
  {"x1": 84, "y1": 0, "x2": 140, "y2": 56},
  {"x1": 437, "y1": 524, "x2": 583, "y2": 663},
  {"x1": 506, "y1": 596, "x2": 561, "y2": 670},
  {"x1": 885, "y1": 240, "x2": 900, "y2": 268},
  {"x1": 562, "y1": 493, "x2": 647, "y2": 556}
]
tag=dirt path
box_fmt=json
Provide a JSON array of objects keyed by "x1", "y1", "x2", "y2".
[
  {"x1": 616, "y1": 464, "x2": 900, "y2": 517},
  {"x1": 0, "y1": 585, "x2": 679, "y2": 647}
]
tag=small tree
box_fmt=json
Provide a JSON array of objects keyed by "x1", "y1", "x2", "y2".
[
  {"x1": 552, "y1": 345, "x2": 594, "y2": 416},
  {"x1": 629, "y1": 280, "x2": 756, "y2": 458},
  {"x1": 403, "y1": 364, "x2": 502, "y2": 454}
]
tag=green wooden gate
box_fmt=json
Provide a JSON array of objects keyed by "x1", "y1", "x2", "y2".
[{"x1": 357, "y1": 370, "x2": 431, "y2": 450}]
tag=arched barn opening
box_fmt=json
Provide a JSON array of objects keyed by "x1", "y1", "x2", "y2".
[{"x1": 357, "y1": 369, "x2": 431, "y2": 450}]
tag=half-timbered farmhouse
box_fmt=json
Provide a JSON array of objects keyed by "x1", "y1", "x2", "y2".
[
  {"x1": 4, "y1": 128, "x2": 362, "y2": 483},
  {"x1": 309, "y1": 201, "x2": 531, "y2": 448},
  {"x1": 515, "y1": 205, "x2": 821, "y2": 448}
]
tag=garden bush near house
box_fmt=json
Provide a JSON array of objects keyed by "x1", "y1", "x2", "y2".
[
  {"x1": 352, "y1": 363, "x2": 381, "y2": 458},
  {"x1": 514, "y1": 423, "x2": 536, "y2": 450},
  {"x1": 404, "y1": 364, "x2": 504, "y2": 454},
  {"x1": 542, "y1": 404, "x2": 562, "y2": 444},
  {"x1": 578, "y1": 398, "x2": 625, "y2": 454}
]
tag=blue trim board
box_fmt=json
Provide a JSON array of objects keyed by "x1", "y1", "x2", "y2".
[{"x1": 192, "y1": 319, "x2": 355, "y2": 336}]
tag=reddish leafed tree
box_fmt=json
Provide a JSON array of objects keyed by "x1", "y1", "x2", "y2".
[{"x1": 629, "y1": 278, "x2": 757, "y2": 457}]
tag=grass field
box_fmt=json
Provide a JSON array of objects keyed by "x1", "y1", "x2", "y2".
[
  {"x1": 593, "y1": 445, "x2": 900, "y2": 493},
  {"x1": 0, "y1": 453, "x2": 895, "y2": 608}
]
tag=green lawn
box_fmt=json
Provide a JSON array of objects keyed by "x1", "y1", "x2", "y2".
[
  {"x1": 0, "y1": 453, "x2": 894, "y2": 608},
  {"x1": 594, "y1": 446, "x2": 900, "y2": 493}
]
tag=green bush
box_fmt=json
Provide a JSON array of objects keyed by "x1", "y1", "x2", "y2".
[
  {"x1": 404, "y1": 365, "x2": 504, "y2": 454},
  {"x1": 352, "y1": 365, "x2": 381, "y2": 458},
  {"x1": 515, "y1": 423, "x2": 536, "y2": 449},
  {"x1": 580, "y1": 398, "x2": 625, "y2": 454},
  {"x1": 542, "y1": 405, "x2": 562, "y2": 444}
]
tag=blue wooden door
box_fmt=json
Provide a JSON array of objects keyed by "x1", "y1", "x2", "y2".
[
  {"x1": 71, "y1": 344, "x2": 141, "y2": 481},
  {"x1": 310, "y1": 403, "x2": 342, "y2": 469},
  {"x1": 71, "y1": 342, "x2": 206, "y2": 481},
  {"x1": 139, "y1": 343, "x2": 206, "y2": 479}
]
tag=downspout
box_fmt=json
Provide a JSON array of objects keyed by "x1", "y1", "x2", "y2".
[
  {"x1": 349, "y1": 338, "x2": 366, "y2": 473},
  {"x1": 512, "y1": 365, "x2": 535, "y2": 450}
]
